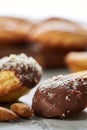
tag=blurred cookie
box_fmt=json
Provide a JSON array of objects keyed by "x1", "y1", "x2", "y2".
[
  {"x1": 29, "y1": 17, "x2": 87, "y2": 50},
  {"x1": 0, "y1": 17, "x2": 34, "y2": 45},
  {"x1": 28, "y1": 43, "x2": 68, "y2": 67},
  {"x1": 0, "y1": 53, "x2": 42, "y2": 102},
  {"x1": 27, "y1": 17, "x2": 87, "y2": 68},
  {"x1": 65, "y1": 52, "x2": 87, "y2": 72}
]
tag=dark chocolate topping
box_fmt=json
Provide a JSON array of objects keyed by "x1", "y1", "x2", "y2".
[
  {"x1": 32, "y1": 71, "x2": 87, "y2": 118},
  {"x1": 0, "y1": 53, "x2": 42, "y2": 88},
  {"x1": 39, "y1": 73, "x2": 87, "y2": 92}
]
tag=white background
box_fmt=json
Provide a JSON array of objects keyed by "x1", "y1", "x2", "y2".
[{"x1": 0, "y1": 0, "x2": 87, "y2": 23}]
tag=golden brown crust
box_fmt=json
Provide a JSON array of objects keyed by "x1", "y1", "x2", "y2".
[
  {"x1": 28, "y1": 17, "x2": 87, "y2": 50},
  {"x1": 65, "y1": 52, "x2": 87, "y2": 72},
  {"x1": 11, "y1": 103, "x2": 33, "y2": 118},
  {"x1": 0, "y1": 17, "x2": 34, "y2": 45},
  {"x1": 0, "y1": 70, "x2": 29, "y2": 102},
  {"x1": 26, "y1": 17, "x2": 87, "y2": 68}
]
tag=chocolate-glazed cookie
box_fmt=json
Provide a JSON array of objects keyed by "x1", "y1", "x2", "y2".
[
  {"x1": 0, "y1": 53, "x2": 42, "y2": 102},
  {"x1": 32, "y1": 71, "x2": 87, "y2": 118}
]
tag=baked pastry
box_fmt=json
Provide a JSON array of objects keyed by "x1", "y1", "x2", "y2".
[
  {"x1": 0, "y1": 16, "x2": 34, "y2": 45},
  {"x1": 29, "y1": 17, "x2": 87, "y2": 50},
  {"x1": 65, "y1": 52, "x2": 87, "y2": 72},
  {"x1": 27, "y1": 17, "x2": 87, "y2": 68},
  {"x1": 32, "y1": 71, "x2": 87, "y2": 118},
  {"x1": 28, "y1": 44, "x2": 68, "y2": 67},
  {"x1": 0, "y1": 37, "x2": 67, "y2": 67},
  {"x1": 0, "y1": 42, "x2": 29, "y2": 58},
  {"x1": 0, "y1": 17, "x2": 36, "y2": 58},
  {"x1": 0, "y1": 53, "x2": 42, "y2": 102}
]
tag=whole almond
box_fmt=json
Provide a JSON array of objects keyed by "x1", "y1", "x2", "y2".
[
  {"x1": 0, "y1": 107, "x2": 19, "y2": 121},
  {"x1": 11, "y1": 103, "x2": 33, "y2": 118}
]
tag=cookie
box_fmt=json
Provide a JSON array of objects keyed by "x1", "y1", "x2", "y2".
[
  {"x1": 29, "y1": 17, "x2": 87, "y2": 50},
  {"x1": 65, "y1": 52, "x2": 87, "y2": 72},
  {"x1": 0, "y1": 17, "x2": 34, "y2": 45},
  {"x1": 27, "y1": 17, "x2": 87, "y2": 68},
  {"x1": 28, "y1": 44, "x2": 68, "y2": 67},
  {"x1": 0, "y1": 53, "x2": 42, "y2": 102},
  {"x1": 32, "y1": 71, "x2": 87, "y2": 118}
]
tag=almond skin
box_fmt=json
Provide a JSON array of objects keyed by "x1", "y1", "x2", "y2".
[
  {"x1": 11, "y1": 103, "x2": 33, "y2": 118},
  {"x1": 0, "y1": 107, "x2": 19, "y2": 121}
]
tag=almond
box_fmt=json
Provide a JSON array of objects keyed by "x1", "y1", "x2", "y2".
[
  {"x1": 11, "y1": 103, "x2": 33, "y2": 118},
  {"x1": 0, "y1": 107, "x2": 19, "y2": 121}
]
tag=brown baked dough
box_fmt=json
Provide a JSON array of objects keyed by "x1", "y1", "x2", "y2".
[
  {"x1": 28, "y1": 44, "x2": 68, "y2": 68},
  {"x1": 65, "y1": 52, "x2": 87, "y2": 72},
  {"x1": 0, "y1": 17, "x2": 34, "y2": 45},
  {"x1": 28, "y1": 42, "x2": 85, "y2": 68},
  {"x1": 26, "y1": 17, "x2": 87, "y2": 68},
  {"x1": 0, "y1": 53, "x2": 42, "y2": 102},
  {"x1": 28, "y1": 17, "x2": 87, "y2": 50},
  {"x1": 32, "y1": 71, "x2": 87, "y2": 118}
]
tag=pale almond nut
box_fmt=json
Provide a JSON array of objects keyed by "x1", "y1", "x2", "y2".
[
  {"x1": 0, "y1": 107, "x2": 19, "y2": 121},
  {"x1": 11, "y1": 103, "x2": 33, "y2": 118}
]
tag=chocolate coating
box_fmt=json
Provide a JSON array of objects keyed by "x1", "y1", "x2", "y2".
[
  {"x1": 32, "y1": 71, "x2": 87, "y2": 118},
  {"x1": 0, "y1": 53, "x2": 42, "y2": 88}
]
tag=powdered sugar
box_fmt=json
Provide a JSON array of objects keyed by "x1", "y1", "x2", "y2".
[
  {"x1": 47, "y1": 92, "x2": 56, "y2": 99},
  {"x1": 0, "y1": 53, "x2": 42, "y2": 74},
  {"x1": 39, "y1": 72, "x2": 87, "y2": 96},
  {"x1": 0, "y1": 53, "x2": 42, "y2": 88}
]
